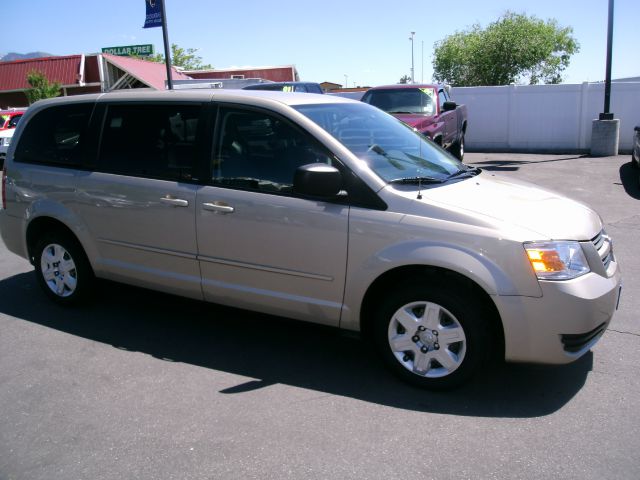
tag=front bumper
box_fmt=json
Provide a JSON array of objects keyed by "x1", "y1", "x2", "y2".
[{"x1": 495, "y1": 263, "x2": 622, "y2": 364}]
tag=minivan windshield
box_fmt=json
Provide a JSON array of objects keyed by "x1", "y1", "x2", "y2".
[{"x1": 294, "y1": 103, "x2": 469, "y2": 183}]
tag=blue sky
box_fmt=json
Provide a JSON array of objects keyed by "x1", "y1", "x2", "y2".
[{"x1": 4, "y1": 0, "x2": 638, "y2": 86}]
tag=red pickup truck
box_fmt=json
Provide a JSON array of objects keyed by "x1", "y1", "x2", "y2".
[
  {"x1": 361, "y1": 84, "x2": 467, "y2": 160},
  {"x1": 0, "y1": 108, "x2": 26, "y2": 131}
]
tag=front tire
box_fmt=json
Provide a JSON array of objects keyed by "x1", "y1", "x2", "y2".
[
  {"x1": 372, "y1": 281, "x2": 489, "y2": 390},
  {"x1": 34, "y1": 231, "x2": 94, "y2": 305}
]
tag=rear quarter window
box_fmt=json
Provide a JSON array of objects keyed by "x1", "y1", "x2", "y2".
[{"x1": 14, "y1": 104, "x2": 94, "y2": 167}]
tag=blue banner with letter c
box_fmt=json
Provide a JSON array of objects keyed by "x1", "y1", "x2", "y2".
[{"x1": 143, "y1": 0, "x2": 163, "y2": 29}]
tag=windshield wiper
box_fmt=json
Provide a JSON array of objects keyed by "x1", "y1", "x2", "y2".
[
  {"x1": 389, "y1": 176, "x2": 444, "y2": 184},
  {"x1": 446, "y1": 166, "x2": 482, "y2": 180}
]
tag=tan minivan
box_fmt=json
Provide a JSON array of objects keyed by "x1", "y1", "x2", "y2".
[{"x1": 0, "y1": 90, "x2": 622, "y2": 389}]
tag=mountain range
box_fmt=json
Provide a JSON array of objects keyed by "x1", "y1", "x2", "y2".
[{"x1": 1, "y1": 52, "x2": 54, "y2": 62}]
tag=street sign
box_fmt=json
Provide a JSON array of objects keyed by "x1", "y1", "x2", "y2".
[{"x1": 101, "y1": 44, "x2": 155, "y2": 57}]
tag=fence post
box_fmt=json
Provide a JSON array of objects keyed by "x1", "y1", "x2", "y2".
[
  {"x1": 577, "y1": 82, "x2": 590, "y2": 151},
  {"x1": 506, "y1": 84, "x2": 516, "y2": 149}
]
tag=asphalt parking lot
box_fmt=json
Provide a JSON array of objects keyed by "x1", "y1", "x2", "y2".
[{"x1": 1, "y1": 152, "x2": 639, "y2": 480}]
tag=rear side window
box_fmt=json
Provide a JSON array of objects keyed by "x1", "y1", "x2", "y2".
[
  {"x1": 438, "y1": 90, "x2": 448, "y2": 109},
  {"x1": 98, "y1": 104, "x2": 201, "y2": 181},
  {"x1": 244, "y1": 84, "x2": 282, "y2": 91},
  {"x1": 14, "y1": 104, "x2": 93, "y2": 167},
  {"x1": 306, "y1": 84, "x2": 323, "y2": 94}
]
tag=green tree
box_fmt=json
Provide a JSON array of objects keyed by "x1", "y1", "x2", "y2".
[
  {"x1": 398, "y1": 75, "x2": 411, "y2": 84},
  {"x1": 25, "y1": 70, "x2": 61, "y2": 104},
  {"x1": 432, "y1": 12, "x2": 579, "y2": 86},
  {"x1": 150, "y1": 44, "x2": 212, "y2": 70}
]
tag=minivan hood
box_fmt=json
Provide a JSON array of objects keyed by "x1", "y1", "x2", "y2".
[{"x1": 411, "y1": 173, "x2": 601, "y2": 240}]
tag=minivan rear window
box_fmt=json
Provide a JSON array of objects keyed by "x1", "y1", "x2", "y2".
[{"x1": 14, "y1": 104, "x2": 94, "y2": 167}]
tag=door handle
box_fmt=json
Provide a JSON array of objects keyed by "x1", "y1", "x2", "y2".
[
  {"x1": 202, "y1": 202, "x2": 235, "y2": 214},
  {"x1": 160, "y1": 196, "x2": 189, "y2": 207}
]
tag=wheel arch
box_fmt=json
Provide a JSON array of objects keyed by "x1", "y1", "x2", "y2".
[
  {"x1": 359, "y1": 265, "x2": 505, "y2": 360},
  {"x1": 26, "y1": 216, "x2": 89, "y2": 268}
]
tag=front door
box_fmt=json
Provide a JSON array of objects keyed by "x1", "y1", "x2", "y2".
[
  {"x1": 438, "y1": 88, "x2": 457, "y2": 147},
  {"x1": 196, "y1": 106, "x2": 349, "y2": 325}
]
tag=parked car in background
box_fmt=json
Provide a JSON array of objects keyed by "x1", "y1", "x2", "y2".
[
  {"x1": 243, "y1": 82, "x2": 324, "y2": 94},
  {"x1": 0, "y1": 91, "x2": 621, "y2": 389},
  {"x1": 361, "y1": 84, "x2": 467, "y2": 160},
  {"x1": 0, "y1": 128, "x2": 15, "y2": 168},
  {"x1": 0, "y1": 108, "x2": 27, "y2": 131},
  {"x1": 632, "y1": 126, "x2": 640, "y2": 170}
]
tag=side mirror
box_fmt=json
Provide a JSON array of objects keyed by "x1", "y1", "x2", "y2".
[
  {"x1": 442, "y1": 101, "x2": 457, "y2": 112},
  {"x1": 293, "y1": 163, "x2": 342, "y2": 197}
]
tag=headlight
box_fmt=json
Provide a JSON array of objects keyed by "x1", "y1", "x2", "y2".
[{"x1": 524, "y1": 241, "x2": 590, "y2": 280}]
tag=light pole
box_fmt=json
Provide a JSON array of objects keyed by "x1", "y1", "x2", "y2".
[
  {"x1": 344, "y1": 74, "x2": 348, "y2": 89},
  {"x1": 601, "y1": 0, "x2": 614, "y2": 120},
  {"x1": 421, "y1": 40, "x2": 424, "y2": 83},
  {"x1": 590, "y1": 0, "x2": 619, "y2": 156},
  {"x1": 409, "y1": 32, "x2": 415, "y2": 83}
]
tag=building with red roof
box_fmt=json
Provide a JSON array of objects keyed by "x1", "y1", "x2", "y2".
[
  {"x1": 0, "y1": 55, "x2": 99, "y2": 107},
  {"x1": 0, "y1": 54, "x2": 301, "y2": 109},
  {"x1": 185, "y1": 65, "x2": 298, "y2": 83},
  {"x1": 0, "y1": 53, "x2": 188, "y2": 108}
]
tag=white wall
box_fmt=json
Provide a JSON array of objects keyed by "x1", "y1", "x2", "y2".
[{"x1": 450, "y1": 82, "x2": 640, "y2": 153}]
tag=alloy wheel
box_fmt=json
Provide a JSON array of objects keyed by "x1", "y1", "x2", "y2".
[
  {"x1": 387, "y1": 300, "x2": 467, "y2": 378},
  {"x1": 40, "y1": 243, "x2": 78, "y2": 298}
]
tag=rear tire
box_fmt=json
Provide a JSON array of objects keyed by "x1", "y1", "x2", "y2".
[
  {"x1": 451, "y1": 134, "x2": 465, "y2": 161},
  {"x1": 34, "y1": 231, "x2": 94, "y2": 305},
  {"x1": 372, "y1": 280, "x2": 489, "y2": 390}
]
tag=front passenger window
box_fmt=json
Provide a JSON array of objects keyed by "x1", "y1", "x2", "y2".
[{"x1": 212, "y1": 108, "x2": 333, "y2": 193}]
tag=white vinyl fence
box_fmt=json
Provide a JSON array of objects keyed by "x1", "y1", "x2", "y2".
[{"x1": 450, "y1": 82, "x2": 640, "y2": 153}]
